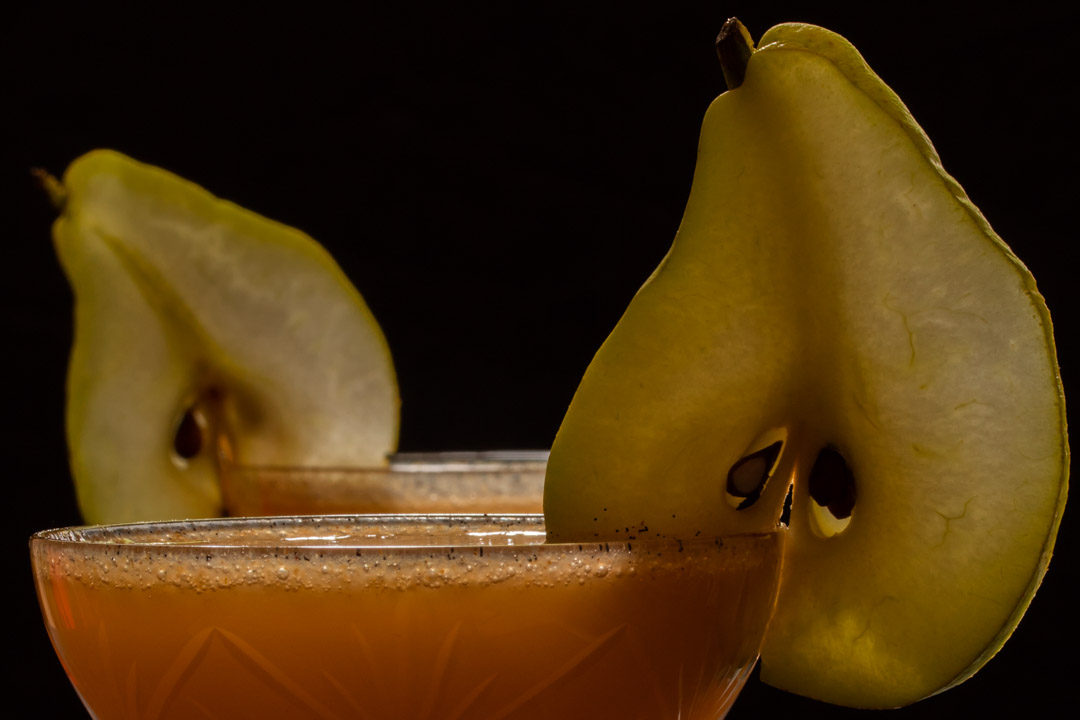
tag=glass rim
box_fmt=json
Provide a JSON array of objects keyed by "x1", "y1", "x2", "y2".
[{"x1": 30, "y1": 513, "x2": 783, "y2": 553}]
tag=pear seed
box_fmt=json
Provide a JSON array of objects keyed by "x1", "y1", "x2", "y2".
[
  {"x1": 173, "y1": 407, "x2": 204, "y2": 460},
  {"x1": 726, "y1": 440, "x2": 783, "y2": 509},
  {"x1": 808, "y1": 446, "x2": 856, "y2": 520}
]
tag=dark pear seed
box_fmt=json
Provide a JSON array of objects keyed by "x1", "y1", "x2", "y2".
[
  {"x1": 173, "y1": 407, "x2": 203, "y2": 460},
  {"x1": 727, "y1": 440, "x2": 783, "y2": 510},
  {"x1": 808, "y1": 446, "x2": 856, "y2": 519}
]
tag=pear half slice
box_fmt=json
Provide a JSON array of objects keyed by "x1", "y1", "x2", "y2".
[
  {"x1": 52, "y1": 150, "x2": 399, "y2": 523},
  {"x1": 543, "y1": 22, "x2": 1067, "y2": 708}
]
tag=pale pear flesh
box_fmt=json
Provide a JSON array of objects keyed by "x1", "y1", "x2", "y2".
[
  {"x1": 544, "y1": 24, "x2": 1067, "y2": 708},
  {"x1": 54, "y1": 150, "x2": 400, "y2": 523}
]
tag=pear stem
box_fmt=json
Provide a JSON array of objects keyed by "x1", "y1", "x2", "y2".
[
  {"x1": 31, "y1": 168, "x2": 67, "y2": 211},
  {"x1": 715, "y1": 18, "x2": 755, "y2": 90}
]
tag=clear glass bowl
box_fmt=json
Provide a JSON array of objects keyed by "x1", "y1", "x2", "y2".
[
  {"x1": 220, "y1": 451, "x2": 548, "y2": 516},
  {"x1": 31, "y1": 514, "x2": 784, "y2": 720}
]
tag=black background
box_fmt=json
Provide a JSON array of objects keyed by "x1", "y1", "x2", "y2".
[{"x1": 4, "y1": 1, "x2": 1075, "y2": 717}]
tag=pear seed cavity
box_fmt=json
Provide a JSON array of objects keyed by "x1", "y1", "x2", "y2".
[
  {"x1": 726, "y1": 440, "x2": 783, "y2": 509},
  {"x1": 807, "y1": 446, "x2": 856, "y2": 537},
  {"x1": 172, "y1": 407, "x2": 206, "y2": 462}
]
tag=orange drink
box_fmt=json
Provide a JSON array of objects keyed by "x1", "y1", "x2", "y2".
[
  {"x1": 220, "y1": 451, "x2": 547, "y2": 516},
  {"x1": 32, "y1": 515, "x2": 783, "y2": 719}
]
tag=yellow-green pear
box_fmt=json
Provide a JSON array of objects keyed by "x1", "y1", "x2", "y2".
[
  {"x1": 544, "y1": 21, "x2": 1067, "y2": 708},
  {"x1": 51, "y1": 150, "x2": 400, "y2": 523}
]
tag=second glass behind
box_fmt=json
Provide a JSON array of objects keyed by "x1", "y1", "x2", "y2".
[{"x1": 221, "y1": 450, "x2": 548, "y2": 516}]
